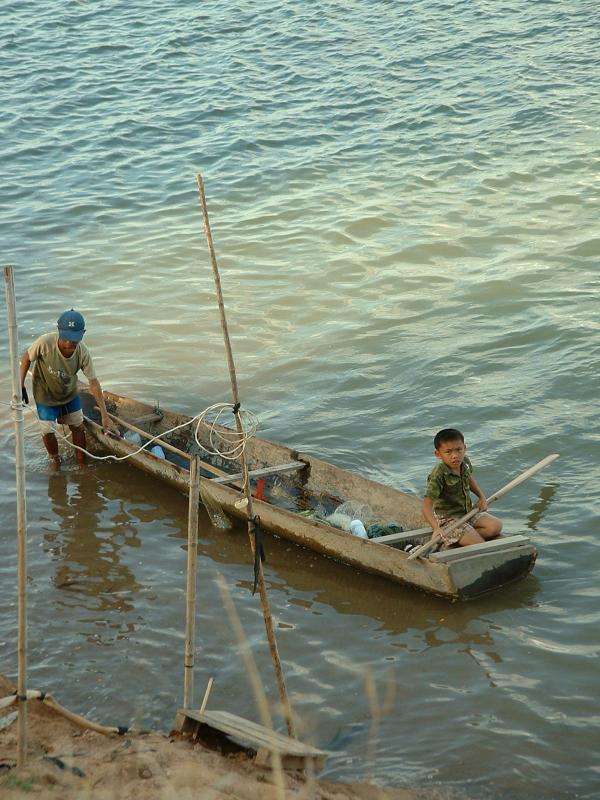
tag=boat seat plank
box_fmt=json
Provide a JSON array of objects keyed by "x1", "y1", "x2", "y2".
[
  {"x1": 129, "y1": 413, "x2": 163, "y2": 425},
  {"x1": 370, "y1": 527, "x2": 431, "y2": 545},
  {"x1": 429, "y1": 535, "x2": 532, "y2": 562},
  {"x1": 210, "y1": 461, "x2": 307, "y2": 485}
]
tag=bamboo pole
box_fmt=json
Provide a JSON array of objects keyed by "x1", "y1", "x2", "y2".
[
  {"x1": 184, "y1": 456, "x2": 201, "y2": 708},
  {"x1": 40, "y1": 693, "x2": 127, "y2": 736},
  {"x1": 196, "y1": 174, "x2": 296, "y2": 738},
  {"x1": 0, "y1": 691, "x2": 127, "y2": 736},
  {"x1": 3, "y1": 266, "x2": 28, "y2": 767}
]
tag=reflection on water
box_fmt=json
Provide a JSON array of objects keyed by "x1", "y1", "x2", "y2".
[
  {"x1": 526, "y1": 482, "x2": 559, "y2": 532},
  {"x1": 169, "y1": 506, "x2": 543, "y2": 642},
  {"x1": 45, "y1": 471, "x2": 141, "y2": 619}
]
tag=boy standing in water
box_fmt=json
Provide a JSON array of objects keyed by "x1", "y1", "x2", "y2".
[
  {"x1": 422, "y1": 428, "x2": 502, "y2": 548},
  {"x1": 19, "y1": 309, "x2": 116, "y2": 468}
]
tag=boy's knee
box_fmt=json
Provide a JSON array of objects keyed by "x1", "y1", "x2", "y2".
[
  {"x1": 482, "y1": 518, "x2": 502, "y2": 539},
  {"x1": 487, "y1": 515, "x2": 502, "y2": 535}
]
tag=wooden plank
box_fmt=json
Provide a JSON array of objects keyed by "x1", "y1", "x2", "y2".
[
  {"x1": 429, "y1": 535, "x2": 532, "y2": 562},
  {"x1": 370, "y1": 527, "x2": 432, "y2": 545},
  {"x1": 129, "y1": 412, "x2": 163, "y2": 425},
  {"x1": 255, "y1": 748, "x2": 318, "y2": 770},
  {"x1": 177, "y1": 708, "x2": 325, "y2": 758},
  {"x1": 209, "y1": 461, "x2": 307, "y2": 485}
]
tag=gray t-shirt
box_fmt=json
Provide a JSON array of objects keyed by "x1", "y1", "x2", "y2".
[{"x1": 28, "y1": 333, "x2": 96, "y2": 406}]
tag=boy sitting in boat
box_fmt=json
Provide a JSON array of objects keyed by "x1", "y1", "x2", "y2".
[{"x1": 422, "y1": 428, "x2": 502, "y2": 548}]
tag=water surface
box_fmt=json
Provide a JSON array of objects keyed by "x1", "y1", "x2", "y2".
[{"x1": 1, "y1": 2, "x2": 599, "y2": 797}]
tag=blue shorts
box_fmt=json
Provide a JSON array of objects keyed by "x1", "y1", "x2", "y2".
[
  {"x1": 36, "y1": 395, "x2": 84, "y2": 433},
  {"x1": 36, "y1": 395, "x2": 82, "y2": 420}
]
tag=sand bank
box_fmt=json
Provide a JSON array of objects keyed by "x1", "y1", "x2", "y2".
[{"x1": 0, "y1": 675, "x2": 457, "y2": 800}]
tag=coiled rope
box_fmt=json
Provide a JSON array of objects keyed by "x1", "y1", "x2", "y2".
[{"x1": 2, "y1": 399, "x2": 258, "y2": 464}]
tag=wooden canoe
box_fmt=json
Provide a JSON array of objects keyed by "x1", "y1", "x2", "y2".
[{"x1": 80, "y1": 387, "x2": 537, "y2": 601}]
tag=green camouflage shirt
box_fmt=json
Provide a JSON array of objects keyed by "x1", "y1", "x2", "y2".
[{"x1": 424, "y1": 456, "x2": 474, "y2": 518}]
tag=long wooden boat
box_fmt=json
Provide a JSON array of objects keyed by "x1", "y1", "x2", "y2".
[{"x1": 80, "y1": 387, "x2": 537, "y2": 601}]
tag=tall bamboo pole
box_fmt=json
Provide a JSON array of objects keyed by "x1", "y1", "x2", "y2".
[
  {"x1": 196, "y1": 175, "x2": 296, "y2": 738},
  {"x1": 184, "y1": 456, "x2": 201, "y2": 708},
  {"x1": 3, "y1": 265, "x2": 28, "y2": 767}
]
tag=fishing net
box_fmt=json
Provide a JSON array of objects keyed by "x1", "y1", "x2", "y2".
[{"x1": 199, "y1": 480, "x2": 233, "y2": 530}]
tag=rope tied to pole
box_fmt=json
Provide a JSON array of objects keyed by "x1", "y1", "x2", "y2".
[{"x1": 250, "y1": 515, "x2": 266, "y2": 596}]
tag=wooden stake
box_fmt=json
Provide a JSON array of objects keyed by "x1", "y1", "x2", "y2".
[
  {"x1": 199, "y1": 676, "x2": 214, "y2": 713},
  {"x1": 196, "y1": 175, "x2": 296, "y2": 738},
  {"x1": 184, "y1": 456, "x2": 201, "y2": 709},
  {"x1": 3, "y1": 266, "x2": 28, "y2": 768}
]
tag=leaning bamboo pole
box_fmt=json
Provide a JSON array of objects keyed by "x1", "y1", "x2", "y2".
[
  {"x1": 183, "y1": 456, "x2": 201, "y2": 708},
  {"x1": 196, "y1": 175, "x2": 296, "y2": 738},
  {"x1": 3, "y1": 265, "x2": 28, "y2": 767},
  {"x1": 0, "y1": 690, "x2": 128, "y2": 736}
]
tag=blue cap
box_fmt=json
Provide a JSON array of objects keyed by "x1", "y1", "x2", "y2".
[{"x1": 57, "y1": 309, "x2": 86, "y2": 342}]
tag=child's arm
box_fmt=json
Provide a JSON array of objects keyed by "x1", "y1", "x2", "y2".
[
  {"x1": 422, "y1": 496, "x2": 443, "y2": 539},
  {"x1": 469, "y1": 477, "x2": 488, "y2": 511}
]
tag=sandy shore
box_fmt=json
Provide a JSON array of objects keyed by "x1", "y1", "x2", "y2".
[{"x1": 0, "y1": 675, "x2": 457, "y2": 800}]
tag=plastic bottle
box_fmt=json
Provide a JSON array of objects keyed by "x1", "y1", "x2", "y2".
[
  {"x1": 350, "y1": 519, "x2": 368, "y2": 539},
  {"x1": 150, "y1": 445, "x2": 165, "y2": 459}
]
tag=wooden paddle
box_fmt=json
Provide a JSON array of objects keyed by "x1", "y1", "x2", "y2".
[{"x1": 407, "y1": 453, "x2": 560, "y2": 560}]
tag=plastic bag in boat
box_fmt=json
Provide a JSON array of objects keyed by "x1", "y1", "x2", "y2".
[{"x1": 332, "y1": 501, "x2": 374, "y2": 526}]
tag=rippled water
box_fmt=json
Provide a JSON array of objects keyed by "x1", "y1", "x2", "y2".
[{"x1": 1, "y1": 1, "x2": 599, "y2": 797}]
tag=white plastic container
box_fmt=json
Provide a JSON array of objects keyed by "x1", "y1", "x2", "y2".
[
  {"x1": 123, "y1": 430, "x2": 142, "y2": 446},
  {"x1": 350, "y1": 519, "x2": 368, "y2": 539}
]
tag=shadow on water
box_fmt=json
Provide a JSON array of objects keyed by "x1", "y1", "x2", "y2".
[{"x1": 525, "y1": 481, "x2": 559, "y2": 532}]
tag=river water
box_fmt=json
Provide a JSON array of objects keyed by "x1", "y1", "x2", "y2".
[{"x1": 1, "y1": 1, "x2": 599, "y2": 797}]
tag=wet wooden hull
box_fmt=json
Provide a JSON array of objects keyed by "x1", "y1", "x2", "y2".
[{"x1": 81, "y1": 388, "x2": 537, "y2": 601}]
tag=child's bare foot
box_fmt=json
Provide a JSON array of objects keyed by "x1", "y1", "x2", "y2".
[{"x1": 49, "y1": 455, "x2": 61, "y2": 471}]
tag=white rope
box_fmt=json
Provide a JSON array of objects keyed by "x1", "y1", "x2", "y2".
[{"x1": 2, "y1": 398, "x2": 258, "y2": 465}]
